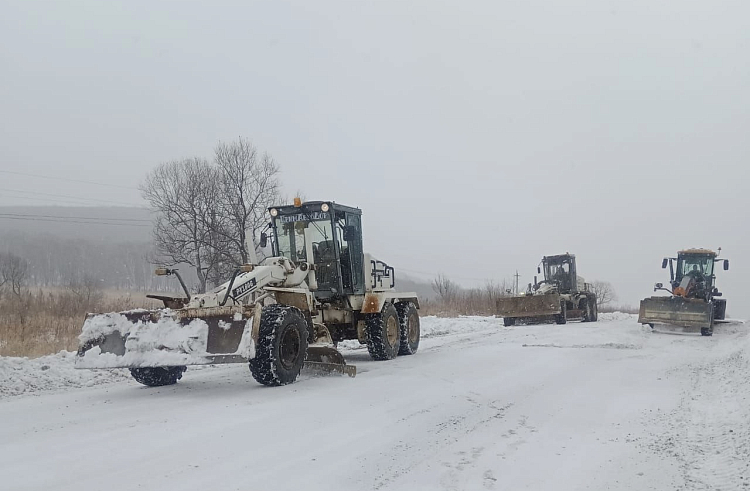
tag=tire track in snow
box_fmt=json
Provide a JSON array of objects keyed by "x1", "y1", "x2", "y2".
[{"x1": 650, "y1": 341, "x2": 750, "y2": 490}]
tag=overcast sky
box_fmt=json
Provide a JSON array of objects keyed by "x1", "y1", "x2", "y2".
[{"x1": 1, "y1": 0, "x2": 748, "y2": 315}]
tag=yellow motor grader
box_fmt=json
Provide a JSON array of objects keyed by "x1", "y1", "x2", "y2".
[
  {"x1": 638, "y1": 248, "x2": 729, "y2": 336},
  {"x1": 75, "y1": 201, "x2": 420, "y2": 386}
]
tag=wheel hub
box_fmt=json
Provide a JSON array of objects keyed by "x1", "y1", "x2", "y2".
[
  {"x1": 386, "y1": 316, "x2": 398, "y2": 346},
  {"x1": 280, "y1": 327, "x2": 301, "y2": 369}
]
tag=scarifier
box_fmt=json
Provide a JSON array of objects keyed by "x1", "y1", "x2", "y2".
[
  {"x1": 496, "y1": 253, "x2": 598, "y2": 326},
  {"x1": 75, "y1": 201, "x2": 421, "y2": 387},
  {"x1": 639, "y1": 248, "x2": 729, "y2": 336}
]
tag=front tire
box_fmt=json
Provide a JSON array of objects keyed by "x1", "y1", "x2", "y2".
[
  {"x1": 396, "y1": 302, "x2": 420, "y2": 355},
  {"x1": 130, "y1": 366, "x2": 186, "y2": 387},
  {"x1": 249, "y1": 305, "x2": 308, "y2": 386},
  {"x1": 581, "y1": 298, "x2": 593, "y2": 322},
  {"x1": 701, "y1": 327, "x2": 713, "y2": 337},
  {"x1": 503, "y1": 317, "x2": 516, "y2": 327},
  {"x1": 365, "y1": 302, "x2": 400, "y2": 360},
  {"x1": 555, "y1": 302, "x2": 567, "y2": 325}
]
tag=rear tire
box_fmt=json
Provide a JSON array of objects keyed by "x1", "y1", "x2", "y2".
[
  {"x1": 365, "y1": 302, "x2": 400, "y2": 360},
  {"x1": 701, "y1": 327, "x2": 713, "y2": 336},
  {"x1": 396, "y1": 302, "x2": 420, "y2": 355},
  {"x1": 249, "y1": 305, "x2": 308, "y2": 386},
  {"x1": 555, "y1": 302, "x2": 567, "y2": 325},
  {"x1": 590, "y1": 297, "x2": 598, "y2": 321},
  {"x1": 503, "y1": 317, "x2": 516, "y2": 327},
  {"x1": 581, "y1": 298, "x2": 593, "y2": 322},
  {"x1": 130, "y1": 366, "x2": 186, "y2": 387}
]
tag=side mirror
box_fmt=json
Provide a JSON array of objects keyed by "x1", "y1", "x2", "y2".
[
  {"x1": 723, "y1": 260, "x2": 729, "y2": 271},
  {"x1": 259, "y1": 232, "x2": 268, "y2": 248},
  {"x1": 342, "y1": 225, "x2": 357, "y2": 242},
  {"x1": 537, "y1": 267, "x2": 541, "y2": 274},
  {"x1": 661, "y1": 258, "x2": 668, "y2": 269}
]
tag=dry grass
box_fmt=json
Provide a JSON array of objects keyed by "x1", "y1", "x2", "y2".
[{"x1": 0, "y1": 288, "x2": 160, "y2": 358}]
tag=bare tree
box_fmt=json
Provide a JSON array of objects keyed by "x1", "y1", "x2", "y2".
[
  {"x1": 214, "y1": 137, "x2": 281, "y2": 264},
  {"x1": 590, "y1": 280, "x2": 617, "y2": 308},
  {"x1": 0, "y1": 252, "x2": 29, "y2": 297},
  {"x1": 432, "y1": 274, "x2": 458, "y2": 303},
  {"x1": 141, "y1": 158, "x2": 227, "y2": 293}
]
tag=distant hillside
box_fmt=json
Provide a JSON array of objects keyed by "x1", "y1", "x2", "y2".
[
  {"x1": 0, "y1": 206, "x2": 437, "y2": 297},
  {"x1": 0, "y1": 206, "x2": 152, "y2": 243}
]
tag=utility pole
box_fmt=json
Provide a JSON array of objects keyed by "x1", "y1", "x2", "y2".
[{"x1": 514, "y1": 270, "x2": 521, "y2": 295}]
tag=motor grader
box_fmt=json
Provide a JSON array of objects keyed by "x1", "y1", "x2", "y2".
[
  {"x1": 75, "y1": 200, "x2": 421, "y2": 387},
  {"x1": 496, "y1": 253, "x2": 598, "y2": 326},
  {"x1": 639, "y1": 248, "x2": 729, "y2": 336}
]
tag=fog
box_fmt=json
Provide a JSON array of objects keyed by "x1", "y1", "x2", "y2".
[{"x1": 1, "y1": 1, "x2": 748, "y2": 315}]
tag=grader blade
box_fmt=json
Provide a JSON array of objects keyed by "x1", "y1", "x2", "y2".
[
  {"x1": 75, "y1": 307, "x2": 254, "y2": 369},
  {"x1": 304, "y1": 345, "x2": 356, "y2": 377},
  {"x1": 638, "y1": 297, "x2": 713, "y2": 329},
  {"x1": 303, "y1": 361, "x2": 357, "y2": 377},
  {"x1": 496, "y1": 293, "x2": 562, "y2": 318}
]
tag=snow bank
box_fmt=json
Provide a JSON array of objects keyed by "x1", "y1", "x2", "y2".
[
  {"x1": 598, "y1": 311, "x2": 638, "y2": 322},
  {"x1": 420, "y1": 315, "x2": 503, "y2": 338},
  {"x1": 0, "y1": 351, "x2": 131, "y2": 398}
]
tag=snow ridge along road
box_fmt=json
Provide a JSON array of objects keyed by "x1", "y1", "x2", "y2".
[{"x1": 1, "y1": 314, "x2": 748, "y2": 491}]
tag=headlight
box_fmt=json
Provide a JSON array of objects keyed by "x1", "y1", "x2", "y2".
[
  {"x1": 321, "y1": 203, "x2": 330, "y2": 212},
  {"x1": 269, "y1": 208, "x2": 278, "y2": 217}
]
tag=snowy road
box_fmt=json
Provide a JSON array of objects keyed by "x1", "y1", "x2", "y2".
[{"x1": 2, "y1": 314, "x2": 749, "y2": 491}]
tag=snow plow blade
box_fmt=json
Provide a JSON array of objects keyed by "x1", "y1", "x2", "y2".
[
  {"x1": 75, "y1": 307, "x2": 256, "y2": 369},
  {"x1": 638, "y1": 297, "x2": 713, "y2": 329},
  {"x1": 304, "y1": 346, "x2": 356, "y2": 377},
  {"x1": 496, "y1": 293, "x2": 562, "y2": 318},
  {"x1": 75, "y1": 307, "x2": 357, "y2": 377}
]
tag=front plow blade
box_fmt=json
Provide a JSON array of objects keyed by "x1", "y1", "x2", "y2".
[
  {"x1": 75, "y1": 307, "x2": 255, "y2": 369},
  {"x1": 638, "y1": 297, "x2": 713, "y2": 329},
  {"x1": 496, "y1": 293, "x2": 562, "y2": 318},
  {"x1": 304, "y1": 345, "x2": 356, "y2": 378}
]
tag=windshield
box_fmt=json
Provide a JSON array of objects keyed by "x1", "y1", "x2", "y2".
[
  {"x1": 545, "y1": 261, "x2": 570, "y2": 281},
  {"x1": 679, "y1": 255, "x2": 714, "y2": 277},
  {"x1": 275, "y1": 212, "x2": 333, "y2": 263}
]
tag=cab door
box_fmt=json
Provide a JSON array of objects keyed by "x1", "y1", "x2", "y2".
[{"x1": 344, "y1": 213, "x2": 365, "y2": 294}]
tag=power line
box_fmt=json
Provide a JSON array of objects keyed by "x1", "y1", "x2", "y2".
[
  {"x1": 0, "y1": 169, "x2": 140, "y2": 190},
  {"x1": 395, "y1": 265, "x2": 497, "y2": 283},
  {"x1": 0, "y1": 212, "x2": 151, "y2": 223},
  {"x1": 0, "y1": 188, "x2": 144, "y2": 207},
  {"x1": 0, "y1": 215, "x2": 150, "y2": 227}
]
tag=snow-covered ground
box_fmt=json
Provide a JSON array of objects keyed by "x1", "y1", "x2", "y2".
[{"x1": 1, "y1": 313, "x2": 748, "y2": 490}]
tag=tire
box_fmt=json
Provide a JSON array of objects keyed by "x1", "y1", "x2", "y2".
[
  {"x1": 130, "y1": 366, "x2": 186, "y2": 387},
  {"x1": 365, "y1": 302, "x2": 400, "y2": 360},
  {"x1": 503, "y1": 317, "x2": 516, "y2": 327},
  {"x1": 581, "y1": 298, "x2": 593, "y2": 322},
  {"x1": 396, "y1": 302, "x2": 420, "y2": 355},
  {"x1": 701, "y1": 327, "x2": 713, "y2": 337},
  {"x1": 249, "y1": 305, "x2": 308, "y2": 386},
  {"x1": 590, "y1": 297, "x2": 598, "y2": 322},
  {"x1": 555, "y1": 302, "x2": 567, "y2": 325}
]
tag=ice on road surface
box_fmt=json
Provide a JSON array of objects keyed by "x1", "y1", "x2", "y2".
[{"x1": 1, "y1": 314, "x2": 748, "y2": 491}]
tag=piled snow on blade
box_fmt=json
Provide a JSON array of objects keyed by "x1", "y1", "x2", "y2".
[
  {"x1": 0, "y1": 351, "x2": 130, "y2": 398},
  {"x1": 77, "y1": 312, "x2": 212, "y2": 368}
]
